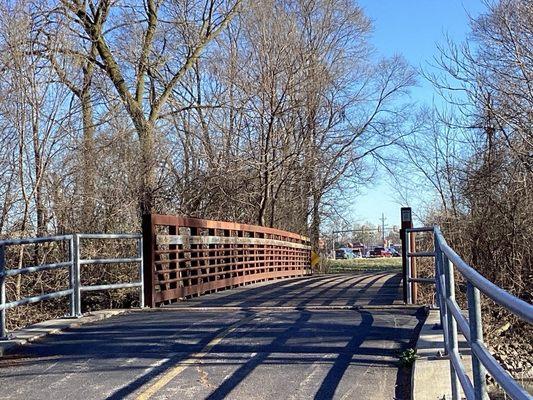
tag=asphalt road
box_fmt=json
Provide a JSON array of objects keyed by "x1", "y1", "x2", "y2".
[
  {"x1": 167, "y1": 271, "x2": 404, "y2": 308},
  {"x1": 0, "y1": 273, "x2": 425, "y2": 400}
]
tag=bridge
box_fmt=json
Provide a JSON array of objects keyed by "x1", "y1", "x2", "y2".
[{"x1": 0, "y1": 212, "x2": 531, "y2": 400}]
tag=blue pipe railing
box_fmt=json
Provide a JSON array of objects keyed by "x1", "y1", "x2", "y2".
[
  {"x1": 405, "y1": 226, "x2": 533, "y2": 400},
  {"x1": 0, "y1": 233, "x2": 143, "y2": 339}
]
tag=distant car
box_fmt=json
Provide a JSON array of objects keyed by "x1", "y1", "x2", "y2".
[
  {"x1": 352, "y1": 249, "x2": 363, "y2": 258},
  {"x1": 388, "y1": 248, "x2": 401, "y2": 257},
  {"x1": 335, "y1": 248, "x2": 356, "y2": 259},
  {"x1": 370, "y1": 247, "x2": 393, "y2": 258}
]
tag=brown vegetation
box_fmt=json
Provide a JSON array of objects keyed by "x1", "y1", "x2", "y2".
[{"x1": 399, "y1": 0, "x2": 532, "y2": 387}]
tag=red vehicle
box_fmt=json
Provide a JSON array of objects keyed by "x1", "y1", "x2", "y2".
[{"x1": 369, "y1": 247, "x2": 393, "y2": 257}]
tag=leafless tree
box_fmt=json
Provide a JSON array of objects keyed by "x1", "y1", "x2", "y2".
[{"x1": 59, "y1": 0, "x2": 242, "y2": 216}]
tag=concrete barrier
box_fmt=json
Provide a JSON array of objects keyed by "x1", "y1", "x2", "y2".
[{"x1": 412, "y1": 309, "x2": 472, "y2": 399}]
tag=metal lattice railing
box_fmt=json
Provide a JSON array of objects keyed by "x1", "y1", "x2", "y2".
[
  {"x1": 0, "y1": 233, "x2": 143, "y2": 339},
  {"x1": 404, "y1": 226, "x2": 533, "y2": 400},
  {"x1": 142, "y1": 214, "x2": 312, "y2": 307}
]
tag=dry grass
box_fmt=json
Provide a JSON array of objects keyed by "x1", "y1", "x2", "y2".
[{"x1": 322, "y1": 257, "x2": 402, "y2": 273}]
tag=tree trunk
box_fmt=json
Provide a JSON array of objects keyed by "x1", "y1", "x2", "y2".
[
  {"x1": 79, "y1": 46, "x2": 97, "y2": 230},
  {"x1": 138, "y1": 122, "x2": 156, "y2": 216},
  {"x1": 80, "y1": 86, "x2": 96, "y2": 229},
  {"x1": 257, "y1": 170, "x2": 269, "y2": 226},
  {"x1": 310, "y1": 191, "x2": 321, "y2": 252}
]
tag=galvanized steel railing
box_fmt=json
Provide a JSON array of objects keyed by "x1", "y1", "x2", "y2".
[
  {"x1": 404, "y1": 226, "x2": 533, "y2": 400},
  {"x1": 0, "y1": 233, "x2": 143, "y2": 339}
]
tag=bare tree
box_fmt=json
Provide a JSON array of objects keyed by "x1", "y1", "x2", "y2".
[{"x1": 59, "y1": 0, "x2": 242, "y2": 216}]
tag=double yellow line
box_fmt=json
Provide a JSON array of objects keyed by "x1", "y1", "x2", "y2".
[{"x1": 136, "y1": 313, "x2": 257, "y2": 400}]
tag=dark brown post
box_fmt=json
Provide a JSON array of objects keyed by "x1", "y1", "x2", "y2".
[
  {"x1": 410, "y1": 231, "x2": 418, "y2": 304},
  {"x1": 400, "y1": 207, "x2": 413, "y2": 303},
  {"x1": 142, "y1": 213, "x2": 155, "y2": 307}
]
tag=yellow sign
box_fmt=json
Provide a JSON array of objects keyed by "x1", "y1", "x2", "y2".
[{"x1": 311, "y1": 251, "x2": 320, "y2": 267}]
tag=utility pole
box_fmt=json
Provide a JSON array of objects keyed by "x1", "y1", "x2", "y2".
[{"x1": 380, "y1": 213, "x2": 386, "y2": 244}]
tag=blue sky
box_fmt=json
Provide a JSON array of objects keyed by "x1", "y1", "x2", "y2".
[{"x1": 349, "y1": 0, "x2": 487, "y2": 227}]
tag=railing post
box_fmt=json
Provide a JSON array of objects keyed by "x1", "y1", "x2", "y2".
[
  {"x1": 433, "y1": 233, "x2": 440, "y2": 307},
  {"x1": 73, "y1": 234, "x2": 81, "y2": 316},
  {"x1": 138, "y1": 236, "x2": 144, "y2": 308},
  {"x1": 443, "y1": 254, "x2": 460, "y2": 400},
  {"x1": 0, "y1": 244, "x2": 6, "y2": 339},
  {"x1": 467, "y1": 282, "x2": 488, "y2": 400},
  {"x1": 434, "y1": 234, "x2": 449, "y2": 353},
  {"x1": 69, "y1": 236, "x2": 76, "y2": 317},
  {"x1": 405, "y1": 229, "x2": 412, "y2": 304},
  {"x1": 410, "y1": 231, "x2": 418, "y2": 303}
]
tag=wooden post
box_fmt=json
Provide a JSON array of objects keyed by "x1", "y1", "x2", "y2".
[{"x1": 400, "y1": 207, "x2": 413, "y2": 303}]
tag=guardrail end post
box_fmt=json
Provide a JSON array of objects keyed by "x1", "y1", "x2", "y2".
[{"x1": 0, "y1": 244, "x2": 6, "y2": 339}]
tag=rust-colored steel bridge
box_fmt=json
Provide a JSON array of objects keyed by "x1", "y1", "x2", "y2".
[
  {"x1": 142, "y1": 214, "x2": 312, "y2": 307},
  {"x1": 2, "y1": 215, "x2": 420, "y2": 399}
]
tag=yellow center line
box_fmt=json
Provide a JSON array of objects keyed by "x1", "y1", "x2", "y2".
[{"x1": 135, "y1": 313, "x2": 258, "y2": 400}]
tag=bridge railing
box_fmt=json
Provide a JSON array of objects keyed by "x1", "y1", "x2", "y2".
[
  {"x1": 0, "y1": 233, "x2": 143, "y2": 339},
  {"x1": 142, "y1": 214, "x2": 311, "y2": 307},
  {"x1": 404, "y1": 226, "x2": 533, "y2": 400}
]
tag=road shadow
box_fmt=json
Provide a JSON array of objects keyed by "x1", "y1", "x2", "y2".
[
  {"x1": 0, "y1": 272, "x2": 419, "y2": 399},
  {"x1": 167, "y1": 272, "x2": 403, "y2": 308}
]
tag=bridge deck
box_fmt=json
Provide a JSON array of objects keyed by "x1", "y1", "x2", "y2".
[
  {"x1": 0, "y1": 272, "x2": 425, "y2": 400},
  {"x1": 165, "y1": 272, "x2": 404, "y2": 309}
]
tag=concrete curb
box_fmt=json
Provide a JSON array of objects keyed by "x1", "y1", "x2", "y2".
[
  {"x1": 0, "y1": 309, "x2": 130, "y2": 356},
  {"x1": 412, "y1": 309, "x2": 472, "y2": 400}
]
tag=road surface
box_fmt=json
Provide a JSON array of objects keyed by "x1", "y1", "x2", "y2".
[{"x1": 0, "y1": 272, "x2": 425, "y2": 400}]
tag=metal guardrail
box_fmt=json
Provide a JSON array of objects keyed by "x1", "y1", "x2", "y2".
[
  {"x1": 0, "y1": 233, "x2": 143, "y2": 339},
  {"x1": 404, "y1": 226, "x2": 533, "y2": 400}
]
